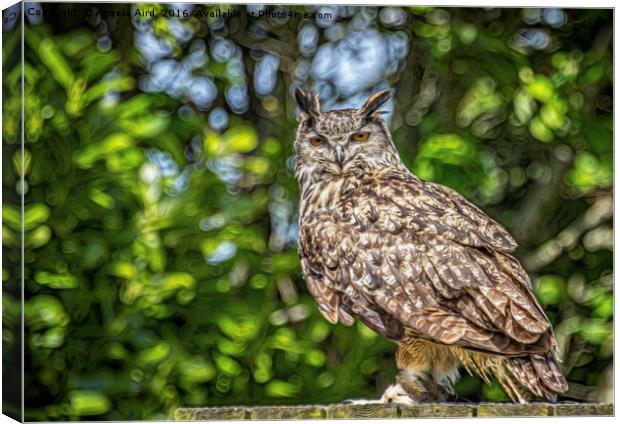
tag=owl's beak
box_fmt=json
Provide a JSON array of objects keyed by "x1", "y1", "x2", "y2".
[{"x1": 335, "y1": 145, "x2": 345, "y2": 168}]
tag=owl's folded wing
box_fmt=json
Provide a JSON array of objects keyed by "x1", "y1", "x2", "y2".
[
  {"x1": 299, "y1": 209, "x2": 554, "y2": 356},
  {"x1": 424, "y1": 181, "x2": 518, "y2": 252}
]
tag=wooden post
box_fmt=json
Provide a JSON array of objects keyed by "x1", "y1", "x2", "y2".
[{"x1": 175, "y1": 402, "x2": 613, "y2": 419}]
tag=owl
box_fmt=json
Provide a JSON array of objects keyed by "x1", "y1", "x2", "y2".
[{"x1": 293, "y1": 88, "x2": 568, "y2": 404}]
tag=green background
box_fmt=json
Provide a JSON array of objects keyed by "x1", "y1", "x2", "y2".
[{"x1": 2, "y1": 4, "x2": 612, "y2": 420}]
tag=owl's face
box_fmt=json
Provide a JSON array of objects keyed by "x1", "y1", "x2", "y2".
[{"x1": 293, "y1": 90, "x2": 400, "y2": 183}]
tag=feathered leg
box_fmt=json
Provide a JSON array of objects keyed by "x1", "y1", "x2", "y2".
[
  {"x1": 451, "y1": 347, "x2": 567, "y2": 403},
  {"x1": 387, "y1": 340, "x2": 459, "y2": 403}
]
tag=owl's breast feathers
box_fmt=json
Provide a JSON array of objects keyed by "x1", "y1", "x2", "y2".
[{"x1": 298, "y1": 167, "x2": 559, "y2": 357}]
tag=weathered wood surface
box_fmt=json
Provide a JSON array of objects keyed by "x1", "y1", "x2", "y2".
[{"x1": 175, "y1": 402, "x2": 613, "y2": 420}]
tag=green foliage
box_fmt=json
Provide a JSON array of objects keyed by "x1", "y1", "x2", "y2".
[{"x1": 1, "y1": 5, "x2": 612, "y2": 421}]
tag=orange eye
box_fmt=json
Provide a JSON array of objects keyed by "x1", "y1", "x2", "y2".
[
  {"x1": 309, "y1": 136, "x2": 325, "y2": 146},
  {"x1": 351, "y1": 131, "x2": 370, "y2": 142}
]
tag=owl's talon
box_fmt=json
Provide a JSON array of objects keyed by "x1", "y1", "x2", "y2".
[{"x1": 380, "y1": 384, "x2": 417, "y2": 405}]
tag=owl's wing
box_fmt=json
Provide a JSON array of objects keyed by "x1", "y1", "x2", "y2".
[
  {"x1": 406, "y1": 179, "x2": 518, "y2": 253},
  {"x1": 299, "y1": 177, "x2": 553, "y2": 356}
]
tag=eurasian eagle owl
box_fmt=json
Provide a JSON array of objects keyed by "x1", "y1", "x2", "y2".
[{"x1": 293, "y1": 88, "x2": 568, "y2": 404}]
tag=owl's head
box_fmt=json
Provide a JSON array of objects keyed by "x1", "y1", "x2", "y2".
[{"x1": 293, "y1": 89, "x2": 401, "y2": 184}]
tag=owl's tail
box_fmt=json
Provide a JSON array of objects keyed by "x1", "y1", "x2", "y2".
[{"x1": 499, "y1": 353, "x2": 569, "y2": 403}]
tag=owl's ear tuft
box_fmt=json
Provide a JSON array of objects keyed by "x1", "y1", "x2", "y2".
[
  {"x1": 295, "y1": 89, "x2": 321, "y2": 119},
  {"x1": 360, "y1": 89, "x2": 393, "y2": 116}
]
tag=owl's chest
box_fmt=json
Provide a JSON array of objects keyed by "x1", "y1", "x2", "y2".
[
  {"x1": 299, "y1": 176, "x2": 407, "y2": 233},
  {"x1": 299, "y1": 177, "x2": 357, "y2": 217}
]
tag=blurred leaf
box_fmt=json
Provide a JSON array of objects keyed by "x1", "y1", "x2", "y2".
[
  {"x1": 2, "y1": 204, "x2": 21, "y2": 230},
  {"x1": 580, "y1": 319, "x2": 611, "y2": 345},
  {"x1": 414, "y1": 133, "x2": 473, "y2": 166},
  {"x1": 566, "y1": 152, "x2": 612, "y2": 192},
  {"x1": 265, "y1": 380, "x2": 300, "y2": 398},
  {"x1": 513, "y1": 88, "x2": 534, "y2": 124},
  {"x1": 137, "y1": 342, "x2": 170, "y2": 365},
  {"x1": 119, "y1": 115, "x2": 170, "y2": 138},
  {"x1": 529, "y1": 116, "x2": 554, "y2": 142},
  {"x1": 24, "y1": 203, "x2": 50, "y2": 230},
  {"x1": 73, "y1": 133, "x2": 133, "y2": 168},
  {"x1": 69, "y1": 391, "x2": 111, "y2": 416},
  {"x1": 25, "y1": 225, "x2": 52, "y2": 248},
  {"x1": 179, "y1": 357, "x2": 217, "y2": 384},
  {"x1": 225, "y1": 125, "x2": 258, "y2": 153},
  {"x1": 83, "y1": 76, "x2": 135, "y2": 105},
  {"x1": 59, "y1": 30, "x2": 95, "y2": 57},
  {"x1": 213, "y1": 352, "x2": 241, "y2": 376},
  {"x1": 107, "y1": 262, "x2": 137, "y2": 279},
  {"x1": 592, "y1": 296, "x2": 613, "y2": 319},
  {"x1": 526, "y1": 75, "x2": 554, "y2": 102},
  {"x1": 540, "y1": 97, "x2": 567, "y2": 130},
  {"x1": 25, "y1": 295, "x2": 70, "y2": 330},
  {"x1": 217, "y1": 315, "x2": 259, "y2": 341},
  {"x1": 35, "y1": 271, "x2": 79, "y2": 289},
  {"x1": 81, "y1": 52, "x2": 120, "y2": 82},
  {"x1": 89, "y1": 188, "x2": 116, "y2": 209},
  {"x1": 37, "y1": 38, "x2": 74, "y2": 89},
  {"x1": 534, "y1": 275, "x2": 567, "y2": 305}
]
